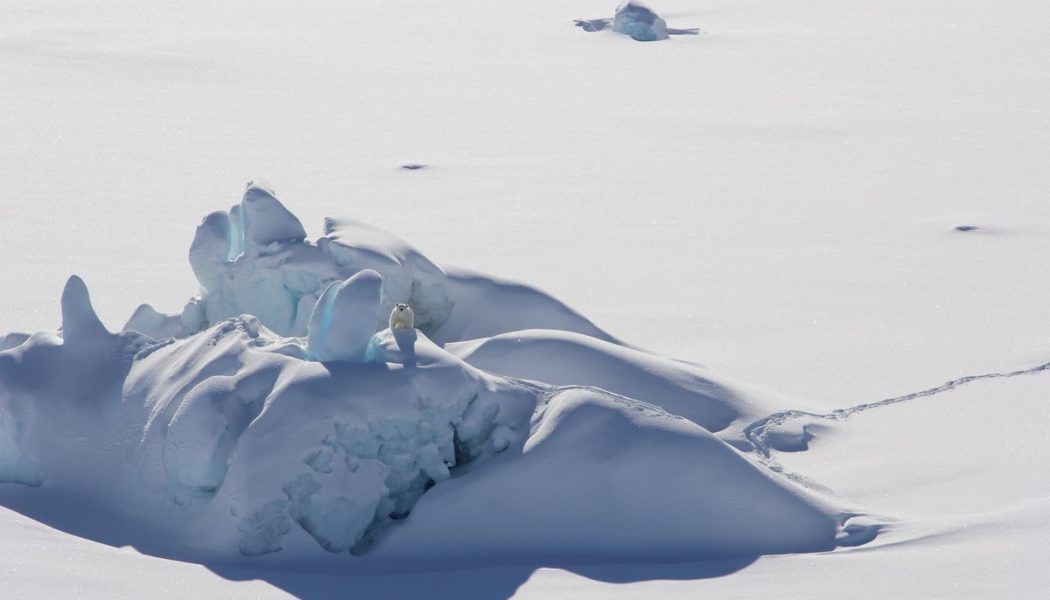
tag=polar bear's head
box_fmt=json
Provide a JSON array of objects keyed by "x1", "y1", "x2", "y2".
[{"x1": 389, "y1": 303, "x2": 415, "y2": 330}]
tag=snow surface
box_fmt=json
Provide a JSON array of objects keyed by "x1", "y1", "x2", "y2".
[{"x1": 2, "y1": 0, "x2": 1049, "y2": 597}]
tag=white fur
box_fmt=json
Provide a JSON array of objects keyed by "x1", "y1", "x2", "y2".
[{"x1": 389, "y1": 303, "x2": 415, "y2": 330}]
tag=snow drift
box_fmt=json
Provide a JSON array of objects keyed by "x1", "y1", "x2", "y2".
[{"x1": 0, "y1": 183, "x2": 845, "y2": 565}]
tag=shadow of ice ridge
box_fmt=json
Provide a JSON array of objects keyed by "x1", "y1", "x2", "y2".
[{"x1": 201, "y1": 555, "x2": 759, "y2": 600}]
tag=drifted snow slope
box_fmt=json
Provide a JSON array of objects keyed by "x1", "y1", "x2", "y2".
[{"x1": 368, "y1": 388, "x2": 835, "y2": 565}]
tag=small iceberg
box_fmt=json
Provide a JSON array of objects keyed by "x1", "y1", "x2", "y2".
[
  {"x1": 575, "y1": 2, "x2": 700, "y2": 42},
  {"x1": 613, "y1": 1, "x2": 669, "y2": 42}
]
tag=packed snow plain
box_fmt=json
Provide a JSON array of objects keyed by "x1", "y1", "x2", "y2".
[{"x1": 2, "y1": 0, "x2": 1049, "y2": 598}]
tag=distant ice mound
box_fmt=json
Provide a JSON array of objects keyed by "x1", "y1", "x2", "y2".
[
  {"x1": 575, "y1": 2, "x2": 700, "y2": 41},
  {"x1": 613, "y1": 1, "x2": 669, "y2": 42},
  {"x1": 0, "y1": 183, "x2": 847, "y2": 565}
]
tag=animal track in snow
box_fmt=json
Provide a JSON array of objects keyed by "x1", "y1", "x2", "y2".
[{"x1": 743, "y1": 360, "x2": 1050, "y2": 474}]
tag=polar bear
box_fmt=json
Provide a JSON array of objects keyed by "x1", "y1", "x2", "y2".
[{"x1": 389, "y1": 303, "x2": 415, "y2": 330}]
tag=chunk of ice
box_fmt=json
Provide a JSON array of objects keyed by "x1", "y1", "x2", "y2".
[
  {"x1": 60, "y1": 275, "x2": 110, "y2": 345},
  {"x1": 189, "y1": 211, "x2": 232, "y2": 292},
  {"x1": 240, "y1": 181, "x2": 306, "y2": 248},
  {"x1": 613, "y1": 1, "x2": 669, "y2": 41},
  {"x1": 307, "y1": 270, "x2": 384, "y2": 362}
]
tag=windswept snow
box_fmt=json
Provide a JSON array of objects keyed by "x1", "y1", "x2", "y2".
[{"x1": 447, "y1": 329, "x2": 766, "y2": 434}]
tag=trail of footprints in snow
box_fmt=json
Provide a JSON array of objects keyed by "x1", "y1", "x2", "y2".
[{"x1": 743, "y1": 361, "x2": 1050, "y2": 482}]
